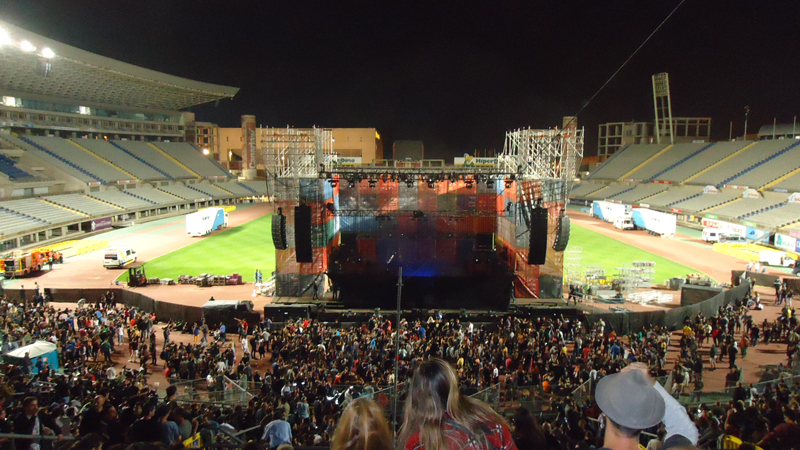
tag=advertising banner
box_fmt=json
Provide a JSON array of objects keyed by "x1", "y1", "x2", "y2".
[
  {"x1": 453, "y1": 157, "x2": 497, "y2": 167},
  {"x1": 241, "y1": 115, "x2": 257, "y2": 170},
  {"x1": 775, "y1": 233, "x2": 797, "y2": 252},
  {"x1": 746, "y1": 226, "x2": 769, "y2": 242},
  {"x1": 82, "y1": 217, "x2": 112, "y2": 233}
]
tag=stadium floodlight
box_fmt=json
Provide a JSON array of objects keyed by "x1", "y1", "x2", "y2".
[
  {"x1": 202, "y1": 148, "x2": 210, "y2": 155},
  {"x1": 0, "y1": 28, "x2": 11, "y2": 47},
  {"x1": 20, "y1": 40, "x2": 35, "y2": 52},
  {"x1": 41, "y1": 47, "x2": 55, "y2": 58}
]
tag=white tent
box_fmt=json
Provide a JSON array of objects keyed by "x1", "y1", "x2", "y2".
[
  {"x1": 6, "y1": 340, "x2": 57, "y2": 359},
  {"x1": 4, "y1": 340, "x2": 59, "y2": 372}
]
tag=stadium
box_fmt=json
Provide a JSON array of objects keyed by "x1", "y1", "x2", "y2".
[{"x1": 0, "y1": 13, "x2": 797, "y2": 450}]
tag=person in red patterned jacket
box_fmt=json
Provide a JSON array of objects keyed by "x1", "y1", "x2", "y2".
[{"x1": 399, "y1": 358, "x2": 517, "y2": 450}]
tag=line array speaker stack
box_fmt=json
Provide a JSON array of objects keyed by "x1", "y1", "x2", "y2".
[
  {"x1": 271, "y1": 213, "x2": 287, "y2": 250},
  {"x1": 552, "y1": 215, "x2": 570, "y2": 252},
  {"x1": 527, "y1": 206, "x2": 548, "y2": 265},
  {"x1": 295, "y1": 205, "x2": 313, "y2": 263}
]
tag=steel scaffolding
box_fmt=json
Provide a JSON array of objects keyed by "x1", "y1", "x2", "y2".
[
  {"x1": 499, "y1": 127, "x2": 584, "y2": 183},
  {"x1": 261, "y1": 127, "x2": 334, "y2": 178}
]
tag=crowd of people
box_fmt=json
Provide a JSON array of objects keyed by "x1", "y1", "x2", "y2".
[{"x1": 0, "y1": 282, "x2": 796, "y2": 450}]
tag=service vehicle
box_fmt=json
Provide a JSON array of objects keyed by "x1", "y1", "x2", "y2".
[
  {"x1": 4, "y1": 251, "x2": 47, "y2": 278},
  {"x1": 592, "y1": 201, "x2": 630, "y2": 222},
  {"x1": 103, "y1": 247, "x2": 137, "y2": 269},
  {"x1": 758, "y1": 250, "x2": 798, "y2": 267},
  {"x1": 613, "y1": 216, "x2": 634, "y2": 230},
  {"x1": 631, "y1": 208, "x2": 676, "y2": 236},
  {"x1": 186, "y1": 207, "x2": 228, "y2": 237}
]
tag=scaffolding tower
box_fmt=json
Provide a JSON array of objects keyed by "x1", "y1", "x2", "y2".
[{"x1": 261, "y1": 127, "x2": 335, "y2": 179}]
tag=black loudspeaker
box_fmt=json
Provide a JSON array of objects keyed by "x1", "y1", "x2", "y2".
[
  {"x1": 271, "y1": 214, "x2": 287, "y2": 250},
  {"x1": 527, "y1": 206, "x2": 548, "y2": 265},
  {"x1": 294, "y1": 205, "x2": 313, "y2": 263},
  {"x1": 552, "y1": 215, "x2": 571, "y2": 252}
]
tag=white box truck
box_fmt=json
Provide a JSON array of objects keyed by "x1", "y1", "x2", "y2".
[
  {"x1": 186, "y1": 207, "x2": 228, "y2": 237},
  {"x1": 592, "y1": 200, "x2": 630, "y2": 223},
  {"x1": 632, "y1": 208, "x2": 676, "y2": 237}
]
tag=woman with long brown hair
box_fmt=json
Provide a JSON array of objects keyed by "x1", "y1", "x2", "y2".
[
  {"x1": 399, "y1": 358, "x2": 517, "y2": 450},
  {"x1": 332, "y1": 397, "x2": 394, "y2": 450}
]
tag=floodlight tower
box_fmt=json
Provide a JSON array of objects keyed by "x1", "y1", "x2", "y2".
[{"x1": 652, "y1": 72, "x2": 674, "y2": 145}]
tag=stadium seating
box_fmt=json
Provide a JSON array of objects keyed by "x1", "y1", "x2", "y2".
[
  {"x1": 0, "y1": 153, "x2": 33, "y2": 180},
  {"x1": 588, "y1": 144, "x2": 668, "y2": 180},
  {"x1": 87, "y1": 189, "x2": 156, "y2": 209},
  {"x1": 112, "y1": 140, "x2": 195, "y2": 180},
  {"x1": 747, "y1": 203, "x2": 800, "y2": 229},
  {"x1": 720, "y1": 141, "x2": 800, "y2": 188},
  {"x1": 214, "y1": 181, "x2": 256, "y2": 197},
  {"x1": 45, "y1": 194, "x2": 122, "y2": 217},
  {"x1": 607, "y1": 183, "x2": 669, "y2": 204},
  {"x1": 691, "y1": 140, "x2": 795, "y2": 187},
  {"x1": 1, "y1": 135, "x2": 100, "y2": 183},
  {"x1": 0, "y1": 209, "x2": 47, "y2": 235},
  {"x1": 703, "y1": 197, "x2": 786, "y2": 220},
  {"x1": 584, "y1": 184, "x2": 636, "y2": 200},
  {"x1": 153, "y1": 142, "x2": 230, "y2": 178},
  {"x1": 625, "y1": 143, "x2": 710, "y2": 181},
  {"x1": 24, "y1": 136, "x2": 131, "y2": 183},
  {"x1": 657, "y1": 142, "x2": 747, "y2": 183},
  {"x1": 76, "y1": 139, "x2": 166, "y2": 181},
  {"x1": 639, "y1": 185, "x2": 705, "y2": 208},
  {"x1": 158, "y1": 183, "x2": 211, "y2": 201},
  {"x1": 670, "y1": 188, "x2": 741, "y2": 213},
  {"x1": 122, "y1": 186, "x2": 184, "y2": 205},
  {"x1": 569, "y1": 182, "x2": 606, "y2": 199},
  {"x1": 188, "y1": 182, "x2": 234, "y2": 199},
  {"x1": 0, "y1": 198, "x2": 85, "y2": 224},
  {"x1": 239, "y1": 180, "x2": 268, "y2": 195}
]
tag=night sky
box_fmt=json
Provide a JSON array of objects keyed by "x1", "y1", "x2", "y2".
[{"x1": 1, "y1": 0, "x2": 799, "y2": 159}]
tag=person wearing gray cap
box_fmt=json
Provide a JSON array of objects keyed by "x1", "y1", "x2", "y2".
[{"x1": 595, "y1": 363, "x2": 698, "y2": 450}]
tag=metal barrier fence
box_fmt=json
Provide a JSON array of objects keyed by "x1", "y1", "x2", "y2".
[{"x1": 674, "y1": 372, "x2": 800, "y2": 407}]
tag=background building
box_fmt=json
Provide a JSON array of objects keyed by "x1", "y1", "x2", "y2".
[
  {"x1": 597, "y1": 117, "x2": 711, "y2": 162},
  {"x1": 216, "y1": 126, "x2": 383, "y2": 171}
]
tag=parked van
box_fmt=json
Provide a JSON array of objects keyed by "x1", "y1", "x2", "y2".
[
  {"x1": 759, "y1": 250, "x2": 798, "y2": 267},
  {"x1": 613, "y1": 216, "x2": 634, "y2": 230},
  {"x1": 103, "y1": 247, "x2": 137, "y2": 268},
  {"x1": 701, "y1": 228, "x2": 720, "y2": 242}
]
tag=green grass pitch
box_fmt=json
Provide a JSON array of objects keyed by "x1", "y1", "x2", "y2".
[
  {"x1": 120, "y1": 214, "x2": 276, "y2": 283},
  {"x1": 119, "y1": 213, "x2": 702, "y2": 287},
  {"x1": 567, "y1": 223, "x2": 705, "y2": 282}
]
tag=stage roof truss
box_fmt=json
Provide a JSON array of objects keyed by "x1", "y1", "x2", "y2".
[{"x1": 261, "y1": 127, "x2": 334, "y2": 178}]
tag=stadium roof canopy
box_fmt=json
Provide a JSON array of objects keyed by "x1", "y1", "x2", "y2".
[{"x1": 0, "y1": 20, "x2": 239, "y2": 111}]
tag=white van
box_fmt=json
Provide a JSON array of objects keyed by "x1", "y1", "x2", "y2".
[
  {"x1": 103, "y1": 247, "x2": 137, "y2": 268},
  {"x1": 759, "y1": 250, "x2": 798, "y2": 267},
  {"x1": 613, "y1": 216, "x2": 634, "y2": 230},
  {"x1": 701, "y1": 228, "x2": 720, "y2": 242}
]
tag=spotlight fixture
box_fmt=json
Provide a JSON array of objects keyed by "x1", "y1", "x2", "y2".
[
  {"x1": 328, "y1": 179, "x2": 339, "y2": 187},
  {"x1": 486, "y1": 179, "x2": 495, "y2": 189},
  {"x1": 427, "y1": 181, "x2": 435, "y2": 189},
  {"x1": 326, "y1": 202, "x2": 336, "y2": 213},
  {"x1": 406, "y1": 181, "x2": 414, "y2": 188},
  {"x1": 466, "y1": 180, "x2": 474, "y2": 189},
  {"x1": 348, "y1": 179, "x2": 356, "y2": 188},
  {"x1": 505, "y1": 180, "x2": 513, "y2": 189},
  {"x1": 368, "y1": 179, "x2": 377, "y2": 188}
]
